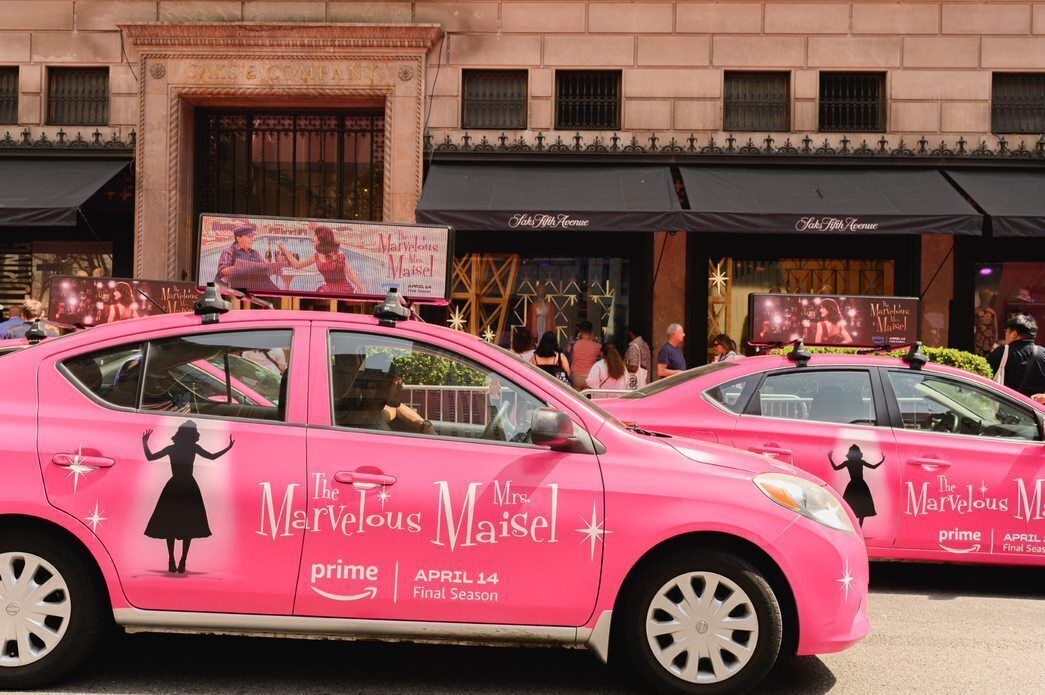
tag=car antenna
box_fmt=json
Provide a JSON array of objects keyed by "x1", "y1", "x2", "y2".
[
  {"x1": 786, "y1": 338, "x2": 812, "y2": 368},
  {"x1": 901, "y1": 341, "x2": 927, "y2": 370},
  {"x1": 135, "y1": 287, "x2": 167, "y2": 313},
  {"x1": 194, "y1": 282, "x2": 230, "y2": 325},
  {"x1": 373, "y1": 286, "x2": 410, "y2": 327}
]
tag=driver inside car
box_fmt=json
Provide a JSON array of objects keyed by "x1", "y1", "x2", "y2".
[{"x1": 334, "y1": 353, "x2": 435, "y2": 435}]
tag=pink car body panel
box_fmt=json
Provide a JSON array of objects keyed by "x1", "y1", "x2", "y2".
[
  {"x1": 0, "y1": 312, "x2": 868, "y2": 660},
  {"x1": 602, "y1": 354, "x2": 1045, "y2": 568}
]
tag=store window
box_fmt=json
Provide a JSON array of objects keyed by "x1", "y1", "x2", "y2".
[
  {"x1": 47, "y1": 67, "x2": 109, "y2": 126},
  {"x1": 724, "y1": 72, "x2": 790, "y2": 132},
  {"x1": 0, "y1": 67, "x2": 17, "y2": 125},
  {"x1": 818, "y1": 72, "x2": 885, "y2": 132},
  {"x1": 992, "y1": 73, "x2": 1045, "y2": 134},
  {"x1": 555, "y1": 70, "x2": 621, "y2": 130},
  {"x1": 462, "y1": 70, "x2": 528, "y2": 130},
  {"x1": 972, "y1": 262, "x2": 1045, "y2": 356},
  {"x1": 708, "y1": 257, "x2": 894, "y2": 362},
  {"x1": 196, "y1": 110, "x2": 384, "y2": 222}
]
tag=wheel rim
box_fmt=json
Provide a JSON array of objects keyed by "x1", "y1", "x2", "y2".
[
  {"x1": 645, "y1": 571, "x2": 759, "y2": 685},
  {"x1": 0, "y1": 552, "x2": 72, "y2": 668}
]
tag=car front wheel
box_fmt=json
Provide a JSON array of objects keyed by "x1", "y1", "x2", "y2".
[
  {"x1": 623, "y1": 549, "x2": 783, "y2": 694},
  {"x1": 0, "y1": 530, "x2": 105, "y2": 690}
]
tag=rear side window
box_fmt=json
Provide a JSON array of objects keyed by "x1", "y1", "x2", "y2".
[
  {"x1": 705, "y1": 375, "x2": 757, "y2": 413},
  {"x1": 755, "y1": 370, "x2": 876, "y2": 425},
  {"x1": 62, "y1": 344, "x2": 144, "y2": 408}
]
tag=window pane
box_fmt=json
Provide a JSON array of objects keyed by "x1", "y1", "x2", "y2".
[
  {"x1": 992, "y1": 73, "x2": 1045, "y2": 134},
  {"x1": 48, "y1": 67, "x2": 109, "y2": 126},
  {"x1": 706, "y1": 375, "x2": 756, "y2": 413},
  {"x1": 143, "y1": 330, "x2": 291, "y2": 421},
  {"x1": 818, "y1": 72, "x2": 885, "y2": 132},
  {"x1": 462, "y1": 70, "x2": 528, "y2": 129},
  {"x1": 724, "y1": 72, "x2": 790, "y2": 132},
  {"x1": 330, "y1": 331, "x2": 546, "y2": 443},
  {"x1": 63, "y1": 343, "x2": 145, "y2": 409},
  {"x1": 759, "y1": 370, "x2": 875, "y2": 424},
  {"x1": 556, "y1": 71, "x2": 621, "y2": 130},
  {"x1": 888, "y1": 371, "x2": 1040, "y2": 441},
  {"x1": 0, "y1": 67, "x2": 17, "y2": 125}
]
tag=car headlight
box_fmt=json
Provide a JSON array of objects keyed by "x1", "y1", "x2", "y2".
[{"x1": 754, "y1": 473, "x2": 855, "y2": 534}]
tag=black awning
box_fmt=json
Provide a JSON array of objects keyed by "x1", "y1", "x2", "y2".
[
  {"x1": 0, "y1": 158, "x2": 130, "y2": 227},
  {"x1": 945, "y1": 170, "x2": 1045, "y2": 237},
  {"x1": 417, "y1": 163, "x2": 680, "y2": 232},
  {"x1": 678, "y1": 166, "x2": 982, "y2": 235}
]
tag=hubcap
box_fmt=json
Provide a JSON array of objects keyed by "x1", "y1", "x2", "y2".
[
  {"x1": 645, "y1": 571, "x2": 759, "y2": 684},
  {"x1": 0, "y1": 552, "x2": 72, "y2": 668}
]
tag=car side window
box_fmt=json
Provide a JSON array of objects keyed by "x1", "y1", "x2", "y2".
[
  {"x1": 141, "y1": 330, "x2": 292, "y2": 421},
  {"x1": 330, "y1": 331, "x2": 547, "y2": 444},
  {"x1": 888, "y1": 371, "x2": 1041, "y2": 441},
  {"x1": 705, "y1": 375, "x2": 757, "y2": 414},
  {"x1": 755, "y1": 370, "x2": 876, "y2": 425},
  {"x1": 62, "y1": 343, "x2": 145, "y2": 408}
]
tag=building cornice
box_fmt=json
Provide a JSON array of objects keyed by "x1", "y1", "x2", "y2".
[{"x1": 119, "y1": 22, "x2": 442, "y2": 50}]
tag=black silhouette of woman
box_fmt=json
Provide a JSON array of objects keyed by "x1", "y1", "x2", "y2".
[
  {"x1": 828, "y1": 444, "x2": 884, "y2": 527},
  {"x1": 142, "y1": 421, "x2": 234, "y2": 573}
]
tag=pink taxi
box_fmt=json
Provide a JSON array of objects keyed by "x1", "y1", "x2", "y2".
[
  {"x1": 0, "y1": 291, "x2": 867, "y2": 693},
  {"x1": 601, "y1": 350, "x2": 1045, "y2": 568}
]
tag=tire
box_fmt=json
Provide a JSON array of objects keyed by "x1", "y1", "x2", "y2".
[
  {"x1": 620, "y1": 549, "x2": 783, "y2": 695},
  {"x1": 0, "y1": 529, "x2": 107, "y2": 690}
]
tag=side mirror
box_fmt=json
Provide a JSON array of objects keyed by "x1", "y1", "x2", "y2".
[{"x1": 530, "y1": 407, "x2": 574, "y2": 450}]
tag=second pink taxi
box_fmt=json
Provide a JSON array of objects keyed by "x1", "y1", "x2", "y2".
[
  {"x1": 601, "y1": 350, "x2": 1045, "y2": 567},
  {"x1": 0, "y1": 290, "x2": 867, "y2": 693}
]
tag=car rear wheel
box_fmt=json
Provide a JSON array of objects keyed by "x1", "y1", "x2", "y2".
[
  {"x1": 622, "y1": 549, "x2": 783, "y2": 694},
  {"x1": 0, "y1": 531, "x2": 105, "y2": 689}
]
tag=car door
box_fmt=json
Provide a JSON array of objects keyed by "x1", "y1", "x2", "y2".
[
  {"x1": 730, "y1": 367, "x2": 901, "y2": 546},
  {"x1": 883, "y1": 368, "x2": 1045, "y2": 560},
  {"x1": 37, "y1": 324, "x2": 309, "y2": 614},
  {"x1": 295, "y1": 324, "x2": 604, "y2": 626}
]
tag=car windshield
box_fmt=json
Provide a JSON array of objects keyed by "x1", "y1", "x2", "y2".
[
  {"x1": 488, "y1": 342, "x2": 625, "y2": 428},
  {"x1": 621, "y1": 361, "x2": 739, "y2": 398}
]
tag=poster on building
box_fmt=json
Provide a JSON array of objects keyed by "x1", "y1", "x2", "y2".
[
  {"x1": 48, "y1": 276, "x2": 199, "y2": 326},
  {"x1": 197, "y1": 213, "x2": 453, "y2": 304},
  {"x1": 748, "y1": 293, "x2": 919, "y2": 348}
]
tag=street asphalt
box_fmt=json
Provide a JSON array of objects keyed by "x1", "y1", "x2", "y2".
[{"x1": 26, "y1": 561, "x2": 1045, "y2": 695}]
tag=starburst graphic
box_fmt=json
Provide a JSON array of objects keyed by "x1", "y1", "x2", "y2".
[
  {"x1": 979, "y1": 481, "x2": 988, "y2": 495},
  {"x1": 377, "y1": 488, "x2": 392, "y2": 509},
  {"x1": 85, "y1": 501, "x2": 107, "y2": 534},
  {"x1": 708, "y1": 262, "x2": 730, "y2": 293},
  {"x1": 837, "y1": 558, "x2": 855, "y2": 602},
  {"x1": 64, "y1": 446, "x2": 98, "y2": 494},
  {"x1": 574, "y1": 502, "x2": 612, "y2": 562},
  {"x1": 447, "y1": 306, "x2": 466, "y2": 331},
  {"x1": 481, "y1": 327, "x2": 496, "y2": 343}
]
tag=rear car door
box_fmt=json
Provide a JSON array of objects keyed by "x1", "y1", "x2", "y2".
[
  {"x1": 731, "y1": 367, "x2": 900, "y2": 546},
  {"x1": 884, "y1": 368, "x2": 1045, "y2": 560},
  {"x1": 37, "y1": 324, "x2": 308, "y2": 614}
]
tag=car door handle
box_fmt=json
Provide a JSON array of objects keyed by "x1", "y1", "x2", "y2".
[
  {"x1": 334, "y1": 471, "x2": 397, "y2": 487},
  {"x1": 906, "y1": 457, "x2": 951, "y2": 470},
  {"x1": 750, "y1": 445, "x2": 792, "y2": 457},
  {"x1": 51, "y1": 453, "x2": 115, "y2": 468}
]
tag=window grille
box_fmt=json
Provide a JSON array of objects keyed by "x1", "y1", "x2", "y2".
[
  {"x1": 462, "y1": 70, "x2": 527, "y2": 130},
  {"x1": 0, "y1": 67, "x2": 17, "y2": 125},
  {"x1": 992, "y1": 73, "x2": 1045, "y2": 134},
  {"x1": 555, "y1": 71, "x2": 621, "y2": 130},
  {"x1": 818, "y1": 72, "x2": 885, "y2": 132},
  {"x1": 48, "y1": 67, "x2": 109, "y2": 126},
  {"x1": 724, "y1": 72, "x2": 790, "y2": 132}
]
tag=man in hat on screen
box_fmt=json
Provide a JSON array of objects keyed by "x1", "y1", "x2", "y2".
[{"x1": 214, "y1": 224, "x2": 282, "y2": 292}]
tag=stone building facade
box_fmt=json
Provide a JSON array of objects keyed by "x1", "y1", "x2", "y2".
[{"x1": 1, "y1": 1, "x2": 1044, "y2": 359}]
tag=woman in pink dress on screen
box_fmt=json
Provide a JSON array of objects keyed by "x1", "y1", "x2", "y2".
[{"x1": 278, "y1": 225, "x2": 365, "y2": 295}]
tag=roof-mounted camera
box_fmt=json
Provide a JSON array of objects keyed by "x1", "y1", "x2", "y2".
[
  {"x1": 194, "y1": 282, "x2": 231, "y2": 325},
  {"x1": 374, "y1": 287, "x2": 411, "y2": 327}
]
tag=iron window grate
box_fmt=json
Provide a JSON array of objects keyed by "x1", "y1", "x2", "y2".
[
  {"x1": 819, "y1": 72, "x2": 885, "y2": 133},
  {"x1": 724, "y1": 71, "x2": 791, "y2": 132},
  {"x1": 992, "y1": 73, "x2": 1045, "y2": 134},
  {"x1": 48, "y1": 67, "x2": 109, "y2": 126},
  {"x1": 0, "y1": 67, "x2": 17, "y2": 125},
  {"x1": 556, "y1": 70, "x2": 621, "y2": 130},
  {"x1": 462, "y1": 70, "x2": 527, "y2": 130}
]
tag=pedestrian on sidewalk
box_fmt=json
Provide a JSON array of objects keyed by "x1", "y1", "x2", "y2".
[
  {"x1": 657, "y1": 323, "x2": 687, "y2": 379},
  {"x1": 569, "y1": 321, "x2": 602, "y2": 390},
  {"x1": 531, "y1": 331, "x2": 571, "y2": 385},
  {"x1": 989, "y1": 314, "x2": 1045, "y2": 397}
]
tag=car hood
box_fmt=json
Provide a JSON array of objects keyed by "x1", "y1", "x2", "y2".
[{"x1": 664, "y1": 434, "x2": 825, "y2": 485}]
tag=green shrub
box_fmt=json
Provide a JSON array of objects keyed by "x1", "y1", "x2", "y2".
[{"x1": 769, "y1": 345, "x2": 993, "y2": 378}]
